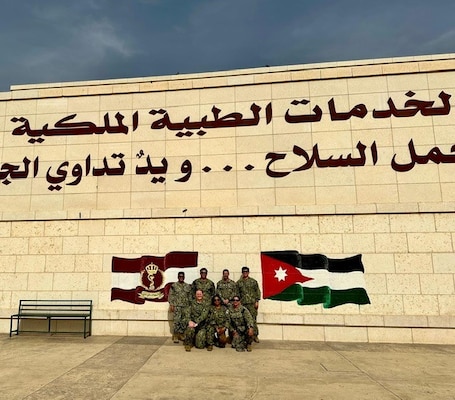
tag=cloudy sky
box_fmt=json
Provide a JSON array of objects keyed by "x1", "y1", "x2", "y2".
[{"x1": 1, "y1": 0, "x2": 454, "y2": 91}]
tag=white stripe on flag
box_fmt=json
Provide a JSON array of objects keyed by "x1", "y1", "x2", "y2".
[
  {"x1": 298, "y1": 269, "x2": 367, "y2": 290},
  {"x1": 112, "y1": 273, "x2": 138, "y2": 289},
  {"x1": 112, "y1": 267, "x2": 199, "y2": 290},
  {"x1": 162, "y1": 267, "x2": 199, "y2": 285}
]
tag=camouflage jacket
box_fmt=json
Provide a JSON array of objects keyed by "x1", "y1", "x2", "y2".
[
  {"x1": 216, "y1": 279, "x2": 238, "y2": 303},
  {"x1": 188, "y1": 300, "x2": 210, "y2": 327},
  {"x1": 168, "y1": 281, "x2": 192, "y2": 307},
  {"x1": 208, "y1": 305, "x2": 231, "y2": 328},
  {"x1": 236, "y1": 277, "x2": 261, "y2": 305},
  {"x1": 192, "y1": 278, "x2": 215, "y2": 302},
  {"x1": 229, "y1": 305, "x2": 254, "y2": 332}
]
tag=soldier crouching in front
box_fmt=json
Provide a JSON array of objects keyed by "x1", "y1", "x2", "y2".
[
  {"x1": 229, "y1": 296, "x2": 254, "y2": 352},
  {"x1": 206, "y1": 295, "x2": 230, "y2": 350},
  {"x1": 184, "y1": 290, "x2": 209, "y2": 351}
]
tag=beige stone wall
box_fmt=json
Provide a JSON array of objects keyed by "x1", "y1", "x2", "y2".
[
  {"x1": 1, "y1": 54, "x2": 455, "y2": 343},
  {"x1": 1, "y1": 54, "x2": 455, "y2": 218},
  {"x1": 0, "y1": 214, "x2": 454, "y2": 343}
]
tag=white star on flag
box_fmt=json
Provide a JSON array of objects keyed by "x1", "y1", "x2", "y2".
[{"x1": 274, "y1": 266, "x2": 288, "y2": 282}]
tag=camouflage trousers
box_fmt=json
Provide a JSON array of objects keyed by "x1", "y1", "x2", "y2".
[
  {"x1": 243, "y1": 303, "x2": 259, "y2": 337},
  {"x1": 230, "y1": 327, "x2": 253, "y2": 351},
  {"x1": 184, "y1": 326, "x2": 207, "y2": 349},
  {"x1": 206, "y1": 325, "x2": 228, "y2": 347},
  {"x1": 172, "y1": 306, "x2": 188, "y2": 335}
]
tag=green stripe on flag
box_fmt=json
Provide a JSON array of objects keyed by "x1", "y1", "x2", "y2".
[
  {"x1": 296, "y1": 287, "x2": 370, "y2": 308},
  {"x1": 271, "y1": 286, "x2": 371, "y2": 308},
  {"x1": 298, "y1": 287, "x2": 328, "y2": 305},
  {"x1": 324, "y1": 288, "x2": 370, "y2": 308},
  {"x1": 268, "y1": 284, "x2": 303, "y2": 301}
]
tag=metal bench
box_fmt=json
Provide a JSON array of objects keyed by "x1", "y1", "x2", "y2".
[{"x1": 10, "y1": 299, "x2": 92, "y2": 338}]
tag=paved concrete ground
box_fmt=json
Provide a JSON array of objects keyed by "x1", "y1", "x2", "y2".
[{"x1": 1, "y1": 334, "x2": 455, "y2": 400}]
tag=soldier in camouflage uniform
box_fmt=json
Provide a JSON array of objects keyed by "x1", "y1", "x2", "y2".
[
  {"x1": 206, "y1": 295, "x2": 231, "y2": 350},
  {"x1": 184, "y1": 290, "x2": 210, "y2": 351},
  {"x1": 168, "y1": 271, "x2": 192, "y2": 343},
  {"x1": 216, "y1": 269, "x2": 238, "y2": 306},
  {"x1": 192, "y1": 267, "x2": 215, "y2": 305},
  {"x1": 236, "y1": 266, "x2": 261, "y2": 342},
  {"x1": 229, "y1": 296, "x2": 254, "y2": 352}
]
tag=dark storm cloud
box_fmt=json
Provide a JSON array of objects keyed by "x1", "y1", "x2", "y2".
[{"x1": 0, "y1": 0, "x2": 454, "y2": 91}]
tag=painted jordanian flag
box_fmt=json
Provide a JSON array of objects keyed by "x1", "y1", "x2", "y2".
[{"x1": 261, "y1": 251, "x2": 370, "y2": 308}]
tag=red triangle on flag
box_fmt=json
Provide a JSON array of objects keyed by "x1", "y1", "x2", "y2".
[{"x1": 261, "y1": 253, "x2": 313, "y2": 298}]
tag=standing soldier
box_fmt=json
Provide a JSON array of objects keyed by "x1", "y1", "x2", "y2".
[
  {"x1": 168, "y1": 271, "x2": 192, "y2": 343},
  {"x1": 216, "y1": 269, "x2": 238, "y2": 306},
  {"x1": 192, "y1": 267, "x2": 215, "y2": 304},
  {"x1": 236, "y1": 266, "x2": 261, "y2": 343}
]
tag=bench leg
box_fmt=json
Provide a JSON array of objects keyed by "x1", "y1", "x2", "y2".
[
  {"x1": 83, "y1": 318, "x2": 92, "y2": 338},
  {"x1": 10, "y1": 315, "x2": 19, "y2": 337}
]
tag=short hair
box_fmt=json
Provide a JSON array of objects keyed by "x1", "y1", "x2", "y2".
[
  {"x1": 241, "y1": 266, "x2": 249, "y2": 272},
  {"x1": 200, "y1": 268, "x2": 208, "y2": 273},
  {"x1": 222, "y1": 269, "x2": 229, "y2": 273},
  {"x1": 178, "y1": 272, "x2": 185, "y2": 277}
]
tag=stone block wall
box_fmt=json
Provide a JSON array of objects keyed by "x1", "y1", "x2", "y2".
[
  {"x1": 0, "y1": 214, "x2": 454, "y2": 343},
  {"x1": 1, "y1": 53, "x2": 455, "y2": 343}
]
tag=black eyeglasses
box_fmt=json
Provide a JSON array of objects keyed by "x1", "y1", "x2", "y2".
[
  {"x1": 214, "y1": 298, "x2": 221, "y2": 302},
  {"x1": 232, "y1": 298, "x2": 240, "y2": 302}
]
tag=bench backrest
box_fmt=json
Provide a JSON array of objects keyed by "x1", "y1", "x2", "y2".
[{"x1": 18, "y1": 300, "x2": 92, "y2": 315}]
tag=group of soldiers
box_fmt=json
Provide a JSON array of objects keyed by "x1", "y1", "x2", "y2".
[{"x1": 168, "y1": 266, "x2": 261, "y2": 352}]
